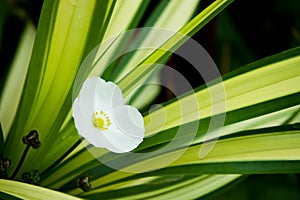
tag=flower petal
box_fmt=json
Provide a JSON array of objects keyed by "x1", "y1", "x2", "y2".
[
  {"x1": 77, "y1": 77, "x2": 101, "y2": 115},
  {"x1": 79, "y1": 77, "x2": 123, "y2": 111},
  {"x1": 73, "y1": 98, "x2": 108, "y2": 147},
  {"x1": 103, "y1": 128, "x2": 143, "y2": 153},
  {"x1": 94, "y1": 79, "x2": 124, "y2": 110},
  {"x1": 79, "y1": 77, "x2": 100, "y2": 105},
  {"x1": 107, "y1": 105, "x2": 145, "y2": 139}
]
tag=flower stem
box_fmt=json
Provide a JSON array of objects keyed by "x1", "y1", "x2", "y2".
[{"x1": 10, "y1": 144, "x2": 30, "y2": 179}]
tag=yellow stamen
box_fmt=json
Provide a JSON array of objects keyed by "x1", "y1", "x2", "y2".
[{"x1": 92, "y1": 110, "x2": 111, "y2": 131}]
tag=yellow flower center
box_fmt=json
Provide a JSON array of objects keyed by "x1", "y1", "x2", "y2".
[{"x1": 92, "y1": 111, "x2": 111, "y2": 131}]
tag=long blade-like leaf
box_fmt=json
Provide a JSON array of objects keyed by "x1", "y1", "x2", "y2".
[{"x1": 0, "y1": 179, "x2": 81, "y2": 200}]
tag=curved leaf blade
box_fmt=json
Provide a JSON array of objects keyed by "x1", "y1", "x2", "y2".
[{"x1": 0, "y1": 179, "x2": 81, "y2": 200}]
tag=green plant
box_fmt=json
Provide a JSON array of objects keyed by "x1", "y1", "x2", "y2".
[{"x1": 0, "y1": 0, "x2": 299, "y2": 199}]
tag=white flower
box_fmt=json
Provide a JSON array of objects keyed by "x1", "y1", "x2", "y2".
[{"x1": 72, "y1": 77, "x2": 144, "y2": 153}]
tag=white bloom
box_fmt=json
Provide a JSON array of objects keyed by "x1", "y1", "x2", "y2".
[{"x1": 72, "y1": 77, "x2": 144, "y2": 153}]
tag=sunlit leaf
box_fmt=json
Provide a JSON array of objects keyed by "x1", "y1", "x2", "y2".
[
  {"x1": 47, "y1": 46, "x2": 300, "y2": 195},
  {"x1": 0, "y1": 179, "x2": 81, "y2": 200},
  {"x1": 2, "y1": 0, "x2": 299, "y2": 199},
  {"x1": 144, "y1": 47, "x2": 300, "y2": 136},
  {"x1": 118, "y1": 0, "x2": 234, "y2": 96},
  {"x1": 109, "y1": 0, "x2": 200, "y2": 82},
  {"x1": 40, "y1": 0, "x2": 234, "y2": 188},
  {"x1": 0, "y1": 23, "x2": 35, "y2": 140},
  {"x1": 80, "y1": 175, "x2": 241, "y2": 199}
]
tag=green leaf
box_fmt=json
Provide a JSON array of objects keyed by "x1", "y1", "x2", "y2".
[
  {"x1": 0, "y1": 192, "x2": 22, "y2": 200},
  {"x1": 4, "y1": 0, "x2": 121, "y2": 178},
  {"x1": 80, "y1": 175, "x2": 241, "y2": 199},
  {"x1": 128, "y1": 74, "x2": 161, "y2": 110},
  {"x1": 136, "y1": 95, "x2": 300, "y2": 152},
  {"x1": 83, "y1": 127, "x2": 297, "y2": 185},
  {"x1": 44, "y1": 47, "x2": 300, "y2": 193},
  {"x1": 117, "y1": 0, "x2": 234, "y2": 97},
  {"x1": 0, "y1": 23, "x2": 35, "y2": 141},
  {"x1": 59, "y1": 124, "x2": 299, "y2": 197},
  {"x1": 4, "y1": 0, "x2": 300, "y2": 198},
  {"x1": 81, "y1": 0, "x2": 117, "y2": 57},
  {"x1": 38, "y1": 2, "x2": 229, "y2": 178},
  {"x1": 108, "y1": 0, "x2": 200, "y2": 81},
  {"x1": 34, "y1": 1, "x2": 152, "y2": 179},
  {"x1": 102, "y1": 0, "x2": 146, "y2": 40},
  {"x1": 4, "y1": 0, "x2": 92, "y2": 176},
  {"x1": 39, "y1": 0, "x2": 234, "y2": 188},
  {"x1": 143, "y1": 46, "x2": 300, "y2": 136},
  {"x1": 0, "y1": 179, "x2": 81, "y2": 200},
  {"x1": 82, "y1": 0, "x2": 149, "y2": 81}
]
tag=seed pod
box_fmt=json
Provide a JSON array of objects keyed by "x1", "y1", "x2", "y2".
[
  {"x1": 22, "y1": 130, "x2": 41, "y2": 149},
  {"x1": 78, "y1": 176, "x2": 92, "y2": 192}
]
